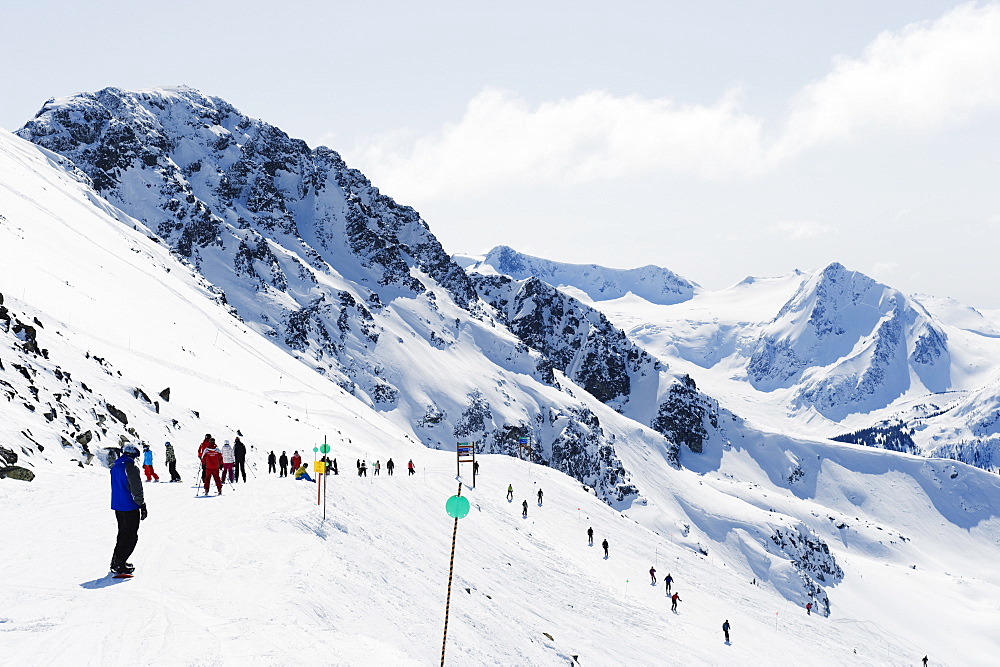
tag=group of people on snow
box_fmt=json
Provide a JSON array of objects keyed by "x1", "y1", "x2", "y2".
[{"x1": 111, "y1": 438, "x2": 838, "y2": 653}]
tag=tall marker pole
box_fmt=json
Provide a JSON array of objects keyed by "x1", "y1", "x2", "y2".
[
  {"x1": 442, "y1": 443, "x2": 474, "y2": 665},
  {"x1": 441, "y1": 482, "x2": 462, "y2": 666}
]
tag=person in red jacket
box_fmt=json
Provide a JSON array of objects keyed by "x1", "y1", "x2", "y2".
[
  {"x1": 198, "y1": 434, "x2": 213, "y2": 485},
  {"x1": 201, "y1": 441, "x2": 224, "y2": 495},
  {"x1": 290, "y1": 451, "x2": 302, "y2": 472}
]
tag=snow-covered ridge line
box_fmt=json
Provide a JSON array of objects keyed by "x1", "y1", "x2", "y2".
[{"x1": 461, "y1": 244, "x2": 698, "y2": 305}]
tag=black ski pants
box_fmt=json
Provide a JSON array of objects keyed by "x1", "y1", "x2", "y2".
[
  {"x1": 268, "y1": 461, "x2": 276, "y2": 474},
  {"x1": 235, "y1": 459, "x2": 246, "y2": 482},
  {"x1": 112, "y1": 509, "x2": 141, "y2": 567},
  {"x1": 168, "y1": 460, "x2": 180, "y2": 482},
  {"x1": 280, "y1": 464, "x2": 287, "y2": 477}
]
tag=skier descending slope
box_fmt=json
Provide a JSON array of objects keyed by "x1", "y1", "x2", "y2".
[
  {"x1": 522, "y1": 499, "x2": 528, "y2": 518},
  {"x1": 110, "y1": 443, "x2": 147, "y2": 575}
]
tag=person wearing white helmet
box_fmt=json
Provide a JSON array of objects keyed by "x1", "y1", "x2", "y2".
[{"x1": 110, "y1": 443, "x2": 147, "y2": 575}]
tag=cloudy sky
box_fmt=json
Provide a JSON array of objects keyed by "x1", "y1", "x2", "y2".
[{"x1": 4, "y1": 1, "x2": 999, "y2": 307}]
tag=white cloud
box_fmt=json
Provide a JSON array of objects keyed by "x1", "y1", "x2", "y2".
[
  {"x1": 769, "y1": 221, "x2": 832, "y2": 241},
  {"x1": 775, "y1": 3, "x2": 1000, "y2": 158},
  {"x1": 350, "y1": 3, "x2": 1000, "y2": 201},
  {"x1": 351, "y1": 88, "x2": 765, "y2": 200}
]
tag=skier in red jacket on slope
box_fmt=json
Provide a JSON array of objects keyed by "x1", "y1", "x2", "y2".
[{"x1": 201, "y1": 441, "x2": 224, "y2": 495}]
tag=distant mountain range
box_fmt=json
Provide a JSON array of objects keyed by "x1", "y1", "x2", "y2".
[{"x1": 469, "y1": 246, "x2": 1000, "y2": 470}]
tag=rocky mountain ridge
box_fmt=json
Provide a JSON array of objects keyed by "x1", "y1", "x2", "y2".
[{"x1": 15, "y1": 86, "x2": 728, "y2": 504}]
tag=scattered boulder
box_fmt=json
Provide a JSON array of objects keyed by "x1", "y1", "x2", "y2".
[
  {"x1": 106, "y1": 403, "x2": 128, "y2": 424},
  {"x1": 0, "y1": 466, "x2": 35, "y2": 482},
  {"x1": 0, "y1": 446, "x2": 16, "y2": 466}
]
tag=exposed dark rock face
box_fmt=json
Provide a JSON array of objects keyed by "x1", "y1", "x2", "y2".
[
  {"x1": 651, "y1": 375, "x2": 720, "y2": 455},
  {"x1": 769, "y1": 525, "x2": 845, "y2": 617},
  {"x1": 471, "y1": 274, "x2": 655, "y2": 404}
]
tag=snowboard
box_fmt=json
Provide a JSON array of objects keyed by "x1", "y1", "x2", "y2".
[{"x1": 112, "y1": 573, "x2": 134, "y2": 579}]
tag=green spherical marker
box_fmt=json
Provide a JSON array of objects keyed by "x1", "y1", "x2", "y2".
[
  {"x1": 320, "y1": 444, "x2": 331, "y2": 454},
  {"x1": 446, "y1": 495, "x2": 471, "y2": 519},
  {"x1": 313, "y1": 447, "x2": 319, "y2": 453}
]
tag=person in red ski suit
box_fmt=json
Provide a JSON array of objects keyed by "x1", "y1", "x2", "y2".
[
  {"x1": 198, "y1": 434, "x2": 213, "y2": 483},
  {"x1": 290, "y1": 451, "x2": 302, "y2": 472},
  {"x1": 201, "y1": 441, "x2": 224, "y2": 495}
]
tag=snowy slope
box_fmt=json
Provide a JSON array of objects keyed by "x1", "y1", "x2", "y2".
[{"x1": 3, "y1": 100, "x2": 1000, "y2": 665}]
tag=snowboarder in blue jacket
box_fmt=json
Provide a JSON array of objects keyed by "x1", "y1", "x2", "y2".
[{"x1": 110, "y1": 444, "x2": 148, "y2": 574}]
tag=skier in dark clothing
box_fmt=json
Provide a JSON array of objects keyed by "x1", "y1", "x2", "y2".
[
  {"x1": 110, "y1": 443, "x2": 147, "y2": 575},
  {"x1": 537, "y1": 488, "x2": 543, "y2": 505},
  {"x1": 602, "y1": 539, "x2": 609, "y2": 558},
  {"x1": 279, "y1": 451, "x2": 289, "y2": 477},
  {"x1": 386, "y1": 458, "x2": 394, "y2": 476},
  {"x1": 587, "y1": 527, "x2": 594, "y2": 546},
  {"x1": 267, "y1": 451, "x2": 277, "y2": 474},
  {"x1": 723, "y1": 620, "x2": 730, "y2": 642},
  {"x1": 649, "y1": 566, "x2": 657, "y2": 584},
  {"x1": 671, "y1": 592, "x2": 681, "y2": 612},
  {"x1": 473, "y1": 460, "x2": 479, "y2": 475},
  {"x1": 522, "y1": 499, "x2": 528, "y2": 518},
  {"x1": 664, "y1": 573, "x2": 673, "y2": 594},
  {"x1": 233, "y1": 437, "x2": 247, "y2": 482},
  {"x1": 164, "y1": 441, "x2": 182, "y2": 482}
]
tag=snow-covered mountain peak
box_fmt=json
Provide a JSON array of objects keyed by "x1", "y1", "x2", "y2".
[
  {"x1": 748, "y1": 262, "x2": 950, "y2": 418},
  {"x1": 464, "y1": 245, "x2": 698, "y2": 305}
]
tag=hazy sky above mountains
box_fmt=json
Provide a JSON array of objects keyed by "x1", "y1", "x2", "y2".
[{"x1": 4, "y1": 1, "x2": 999, "y2": 307}]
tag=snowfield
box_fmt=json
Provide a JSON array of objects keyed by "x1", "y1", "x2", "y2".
[{"x1": 6, "y1": 439, "x2": 998, "y2": 665}]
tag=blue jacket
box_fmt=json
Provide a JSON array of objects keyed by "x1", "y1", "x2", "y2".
[
  {"x1": 111, "y1": 455, "x2": 144, "y2": 511},
  {"x1": 142, "y1": 449, "x2": 153, "y2": 466}
]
